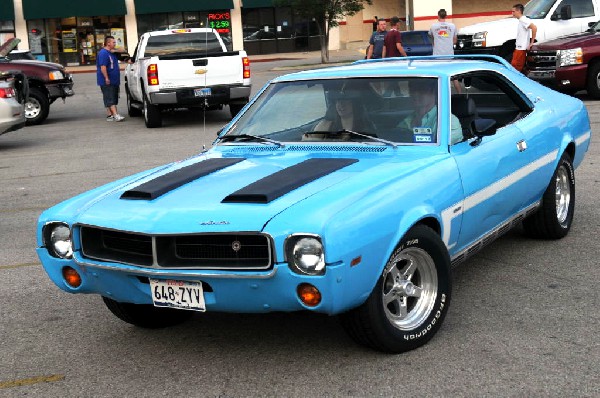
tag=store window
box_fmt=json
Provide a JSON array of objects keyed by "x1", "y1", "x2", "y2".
[
  {"x1": 136, "y1": 11, "x2": 233, "y2": 51},
  {"x1": 26, "y1": 15, "x2": 126, "y2": 66},
  {"x1": 0, "y1": 20, "x2": 15, "y2": 45}
]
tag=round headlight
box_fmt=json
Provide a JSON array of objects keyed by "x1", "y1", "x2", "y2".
[
  {"x1": 46, "y1": 224, "x2": 73, "y2": 259},
  {"x1": 287, "y1": 236, "x2": 325, "y2": 275}
]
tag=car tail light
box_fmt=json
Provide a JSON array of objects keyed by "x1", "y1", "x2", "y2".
[
  {"x1": 0, "y1": 87, "x2": 15, "y2": 98},
  {"x1": 147, "y1": 64, "x2": 159, "y2": 86},
  {"x1": 242, "y1": 57, "x2": 250, "y2": 79}
]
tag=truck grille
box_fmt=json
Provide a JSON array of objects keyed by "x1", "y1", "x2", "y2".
[
  {"x1": 526, "y1": 50, "x2": 558, "y2": 79},
  {"x1": 456, "y1": 34, "x2": 474, "y2": 50},
  {"x1": 79, "y1": 226, "x2": 273, "y2": 270}
]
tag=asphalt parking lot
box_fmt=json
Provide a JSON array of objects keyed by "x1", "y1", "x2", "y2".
[{"x1": 0, "y1": 53, "x2": 598, "y2": 396}]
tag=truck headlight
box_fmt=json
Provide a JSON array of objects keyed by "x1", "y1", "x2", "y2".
[
  {"x1": 43, "y1": 223, "x2": 73, "y2": 259},
  {"x1": 48, "y1": 70, "x2": 64, "y2": 80},
  {"x1": 285, "y1": 235, "x2": 325, "y2": 275},
  {"x1": 557, "y1": 48, "x2": 583, "y2": 67},
  {"x1": 473, "y1": 32, "x2": 487, "y2": 47}
]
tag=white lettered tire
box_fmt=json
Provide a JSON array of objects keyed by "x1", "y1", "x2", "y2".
[{"x1": 340, "y1": 225, "x2": 452, "y2": 353}]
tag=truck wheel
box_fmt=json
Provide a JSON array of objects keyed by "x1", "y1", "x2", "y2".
[
  {"x1": 499, "y1": 42, "x2": 515, "y2": 63},
  {"x1": 523, "y1": 152, "x2": 575, "y2": 239},
  {"x1": 586, "y1": 62, "x2": 600, "y2": 98},
  {"x1": 24, "y1": 87, "x2": 50, "y2": 125},
  {"x1": 143, "y1": 94, "x2": 162, "y2": 128},
  {"x1": 126, "y1": 85, "x2": 142, "y2": 117},
  {"x1": 229, "y1": 100, "x2": 248, "y2": 119},
  {"x1": 102, "y1": 297, "x2": 193, "y2": 328},
  {"x1": 339, "y1": 225, "x2": 452, "y2": 353}
]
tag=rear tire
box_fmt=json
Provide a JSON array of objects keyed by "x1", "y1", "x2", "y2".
[
  {"x1": 229, "y1": 100, "x2": 248, "y2": 119},
  {"x1": 24, "y1": 87, "x2": 49, "y2": 125},
  {"x1": 102, "y1": 296, "x2": 193, "y2": 328},
  {"x1": 340, "y1": 225, "x2": 451, "y2": 353},
  {"x1": 143, "y1": 93, "x2": 162, "y2": 128},
  {"x1": 523, "y1": 153, "x2": 575, "y2": 239}
]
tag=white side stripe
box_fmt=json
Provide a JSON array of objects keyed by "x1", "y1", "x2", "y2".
[{"x1": 442, "y1": 149, "x2": 558, "y2": 246}]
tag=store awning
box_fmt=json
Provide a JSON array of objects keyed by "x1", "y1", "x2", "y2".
[
  {"x1": 0, "y1": 0, "x2": 15, "y2": 21},
  {"x1": 243, "y1": 0, "x2": 275, "y2": 8},
  {"x1": 22, "y1": 0, "x2": 127, "y2": 20},
  {"x1": 133, "y1": 0, "x2": 234, "y2": 15}
]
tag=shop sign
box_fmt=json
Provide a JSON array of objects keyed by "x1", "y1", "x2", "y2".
[{"x1": 208, "y1": 12, "x2": 231, "y2": 34}]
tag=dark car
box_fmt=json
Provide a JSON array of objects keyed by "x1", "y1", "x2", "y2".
[
  {"x1": 401, "y1": 30, "x2": 433, "y2": 56},
  {"x1": 0, "y1": 38, "x2": 74, "y2": 125}
]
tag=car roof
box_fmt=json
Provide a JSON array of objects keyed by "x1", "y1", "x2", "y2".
[{"x1": 272, "y1": 56, "x2": 511, "y2": 82}]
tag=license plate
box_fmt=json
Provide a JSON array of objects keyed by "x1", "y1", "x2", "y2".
[
  {"x1": 149, "y1": 279, "x2": 206, "y2": 312},
  {"x1": 194, "y1": 87, "x2": 211, "y2": 97}
]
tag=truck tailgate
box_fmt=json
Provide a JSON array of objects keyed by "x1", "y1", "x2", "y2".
[{"x1": 156, "y1": 56, "x2": 244, "y2": 89}]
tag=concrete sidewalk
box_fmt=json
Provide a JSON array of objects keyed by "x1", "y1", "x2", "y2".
[{"x1": 65, "y1": 47, "x2": 365, "y2": 74}]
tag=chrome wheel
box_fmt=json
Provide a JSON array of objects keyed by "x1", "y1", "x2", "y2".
[
  {"x1": 24, "y1": 97, "x2": 41, "y2": 119},
  {"x1": 555, "y1": 164, "x2": 571, "y2": 225},
  {"x1": 382, "y1": 246, "x2": 438, "y2": 330}
]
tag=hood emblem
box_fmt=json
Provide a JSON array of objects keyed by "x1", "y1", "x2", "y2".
[
  {"x1": 199, "y1": 220, "x2": 230, "y2": 225},
  {"x1": 231, "y1": 241, "x2": 241, "y2": 252}
]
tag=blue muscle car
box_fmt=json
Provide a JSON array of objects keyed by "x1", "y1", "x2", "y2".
[{"x1": 36, "y1": 55, "x2": 592, "y2": 353}]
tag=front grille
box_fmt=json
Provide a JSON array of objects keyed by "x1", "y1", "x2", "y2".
[
  {"x1": 526, "y1": 50, "x2": 558, "y2": 74},
  {"x1": 80, "y1": 226, "x2": 272, "y2": 270},
  {"x1": 456, "y1": 34, "x2": 474, "y2": 50}
]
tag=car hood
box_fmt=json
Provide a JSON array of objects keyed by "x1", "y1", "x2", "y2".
[
  {"x1": 6, "y1": 59, "x2": 66, "y2": 71},
  {"x1": 532, "y1": 31, "x2": 599, "y2": 50},
  {"x1": 458, "y1": 17, "x2": 517, "y2": 35},
  {"x1": 53, "y1": 150, "x2": 439, "y2": 234}
]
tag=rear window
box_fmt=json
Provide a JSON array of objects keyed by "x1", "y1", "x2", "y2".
[{"x1": 145, "y1": 32, "x2": 223, "y2": 56}]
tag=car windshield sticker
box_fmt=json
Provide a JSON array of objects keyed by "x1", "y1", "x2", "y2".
[{"x1": 413, "y1": 127, "x2": 433, "y2": 143}]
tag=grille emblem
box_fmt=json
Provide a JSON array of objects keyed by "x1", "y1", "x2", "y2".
[{"x1": 232, "y1": 241, "x2": 241, "y2": 252}]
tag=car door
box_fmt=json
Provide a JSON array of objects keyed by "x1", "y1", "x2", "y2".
[
  {"x1": 546, "y1": 0, "x2": 597, "y2": 40},
  {"x1": 126, "y1": 41, "x2": 142, "y2": 100},
  {"x1": 448, "y1": 72, "x2": 537, "y2": 254}
]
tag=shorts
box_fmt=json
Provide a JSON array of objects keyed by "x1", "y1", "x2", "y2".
[
  {"x1": 100, "y1": 84, "x2": 119, "y2": 107},
  {"x1": 511, "y1": 50, "x2": 527, "y2": 73}
]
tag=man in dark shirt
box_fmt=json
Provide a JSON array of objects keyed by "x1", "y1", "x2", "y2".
[
  {"x1": 384, "y1": 16, "x2": 407, "y2": 58},
  {"x1": 367, "y1": 18, "x2": 387, "y2": 59}
]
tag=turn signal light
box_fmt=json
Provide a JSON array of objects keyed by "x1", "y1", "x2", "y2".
[
  {"x1": 147, "y1": 64, "x2": 159, "y2": 85},
  {"x1": 297, "y1": 283, "x2": 321, "y2": 307},
  {"x1": 62, "y1": 266, "x2": 82, "y2": 288},
  {"x1": 0, "y1": 87, "x2": 15, "y2": 98}
]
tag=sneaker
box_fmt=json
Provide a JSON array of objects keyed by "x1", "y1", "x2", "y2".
[
  {"x1": 113, "y1": 114, "x2": 125, "y2": 122},
  {"x1": 106, "y1": 115, "x2": 114, "y2": 122}
]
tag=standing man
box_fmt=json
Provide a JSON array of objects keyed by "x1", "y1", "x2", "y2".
[
  {"x1": 384, "y1": 16, "x2": 407, "y2": 58},
  {"x1": 429, "y1": 9, "x2": 457, "y2": 55},
  {"x1": 510, "y1": 3, "x2": 537, "y2": 73},
  {"x1": 367, "y1": 18, "x2": 387, "y2": 59},
  {"x1": 97, "y1": 35, "x2": 125, "y2": 122}
]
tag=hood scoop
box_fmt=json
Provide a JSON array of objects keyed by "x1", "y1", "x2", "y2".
[
  {"x1": 121, "y1": 158, "x2": 245, "y2": 200},
  {"x1": 222, "y1": 158, "x2": 358, "y2": 204}
]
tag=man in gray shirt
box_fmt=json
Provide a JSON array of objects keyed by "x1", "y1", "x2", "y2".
[{"x1": 428, "y1": 9, "x2": 457, "y2": 55}]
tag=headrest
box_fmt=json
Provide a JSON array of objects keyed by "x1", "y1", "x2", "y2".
[{"x1": 451, "y1": 95, "x2": 476, "y2": 117}]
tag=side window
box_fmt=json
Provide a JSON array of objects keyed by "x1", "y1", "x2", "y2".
[
  {"x1": 450, "y1": 72, "x2": 533, "y2": 143},
  {"x1": 402, "y1": 33, "x2": 425, "y2": 45},
  {"x1": 556, "y1": 0, "x2": 595, "y2": 18}
]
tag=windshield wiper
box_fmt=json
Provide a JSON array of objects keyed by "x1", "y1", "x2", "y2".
[
  {"x1": 305, "y1": 129, "x2": 397, "y2": 147},
  {"x1": 219, "y1": 134, "x2": 284, "y2": 147}
]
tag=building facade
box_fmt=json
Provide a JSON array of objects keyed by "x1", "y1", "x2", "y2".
[{"x1": 1, "y1": 0, "x2": 515, "y2": 65}]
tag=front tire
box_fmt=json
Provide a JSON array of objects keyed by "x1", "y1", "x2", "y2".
[
  {"x1": 340, "y1": 225, "x2": 451, "y2": 353},
  {"x1": 523, "y1": 152, "x2": 575, "y2": 239},
  {"x1": 102, "y1": 297, "x2": 193, "y2": 328},
  {"x1": 586, "y1": 62, "x2": 600, "y2": 98},
  {"x1": 24, "y1": 87, "x2": 50, "y2": 125}
]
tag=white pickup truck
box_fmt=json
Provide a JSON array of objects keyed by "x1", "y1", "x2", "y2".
[
  {"x1": 455, "y1": 0, "x2": 600, "y2": 60},
  {"x1": 124, "y1": 28, "x2": 251, "y2": 128}
]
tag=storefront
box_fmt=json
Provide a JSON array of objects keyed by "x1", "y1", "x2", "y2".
[
  {"x1": 133, "y1": 0, "x2": 235, "y2": 51},
  {"x1": 242, "y1": 0, "x2": 321, "y2": 55},
  {"x1": 21, "y1": 0, "x2": 128, "y2": 65},
  {"x1": 0, "y1": 0, "x2": 16, "y2": 44}
]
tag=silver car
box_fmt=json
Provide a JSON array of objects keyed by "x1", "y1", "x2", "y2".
[{"x1": 0, "y1": 71, "x2": 27, "y2": 136}]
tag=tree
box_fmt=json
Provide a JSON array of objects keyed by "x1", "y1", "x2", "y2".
[{"x1": 275, "y1": 0, "x2": 372, "y2": 63}]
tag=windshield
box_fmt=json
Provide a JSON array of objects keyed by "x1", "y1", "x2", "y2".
[
  {"x1": 223, "y1": 77, "x2": 441, "y2": 145},
  {"x1": 524, "y1": 0, "x2": 556, "y2": 19}
]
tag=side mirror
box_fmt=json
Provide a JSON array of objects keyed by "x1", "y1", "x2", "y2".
[
  {"x1": 551, "y1": 12, "x2": 558, "y2": 21},
  {"x1": 472, "y1": 118, "x2": 497, "y2": 137},
  {"x1": 118, "y1": 52, "x2": 132, "y2": 62},
  {"x1": 462, "y1": 77, "x2": 472, "y2": 89}
]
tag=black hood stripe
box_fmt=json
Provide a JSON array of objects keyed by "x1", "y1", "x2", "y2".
[
  {"x1": 121, "y1": 158, "x2": 245, "y2": 200},
  {"x1": 222, "y1": 158, "x2": 358, "y2": 204}
]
